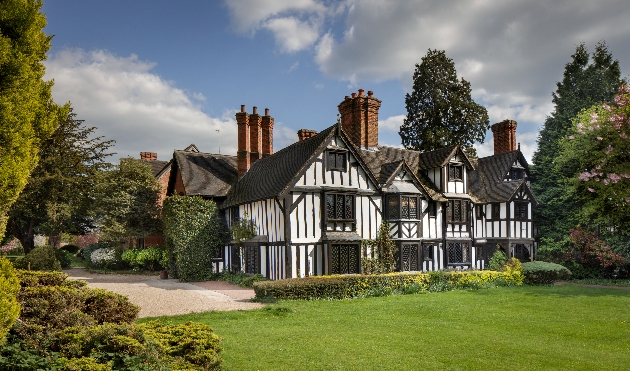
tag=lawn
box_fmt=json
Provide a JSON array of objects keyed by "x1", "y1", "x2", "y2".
[{"x1": 140, "y1": 285, "x2": 630, "y2": 371}]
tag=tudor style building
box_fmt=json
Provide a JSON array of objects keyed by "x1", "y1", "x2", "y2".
[{"x1": 167, "y1": 89, "x2": 538, "y2": 279}]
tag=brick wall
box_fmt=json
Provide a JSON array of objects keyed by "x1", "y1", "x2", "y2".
[
  {"x1": 338, "y1": 89, "x2": 381, "y2": 149},
  {"x1": 491, "y1": 120, "x2": 518, "y2": 155}
]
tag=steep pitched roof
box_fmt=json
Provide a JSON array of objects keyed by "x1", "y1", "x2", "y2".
[
  {"x1": 359, "y1": 146, "x2": 445, "y2": 201},
  {"x1": 170, "y1": 151, "x2": 237, "y2": 197},
  {"x1": 223, "y1": 125, "x2": 336, "y2": 207},
  {"x1": 418, "y1": 145, "x2": 475, "y2": 170}
]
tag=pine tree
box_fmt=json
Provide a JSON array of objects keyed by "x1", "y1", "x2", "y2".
[
  {"x1": 532, "y1": 41, "x2": 624, "y2": 241},
  {"x1": 399, "y1": 49, "x2": 489, "y2": 155},
  {"x1": 0, "y1": 0, "x2": 64, "y2": 240}
]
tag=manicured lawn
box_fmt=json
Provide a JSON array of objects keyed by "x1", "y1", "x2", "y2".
[{"x1": 140, "y1": 285, "x2": 630, "y2": 370}]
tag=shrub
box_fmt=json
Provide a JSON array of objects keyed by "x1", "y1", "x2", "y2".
[
  {"x1": 162, "y1": 196, "x2": 229, "y2": 281},
  {"x1": 61, "y1": 244, "x2": 81, "y2": 254},
  {"x1": 488, "y1": 248, "x2": 508, "y2": 271},
  {"x1": 89, "y1": 247, "x2": 122, "y2": 269},
  {"x1": 16, "y1": 270, "x2": 67, "y2": 287},
  {"x1": 361, "y1": 222, "x2": 396, "y2": 274},
  {"x1": 253, "y1": 269, "x2": 524, "y2": 300},
  {"x1": 0, "y1": 258, "x2": 20, "y2": 345},
  {"x1": 56, "y1": 248, "x2": 74, "y2": 269},
  {"x1": 82, "y1": 242, "x2": 114, "y2": 264},
  {"x1": 139, "y1": 321, "x2": 222, "y2": 370},
  {"x1": 83, "y1": 288, "x2": 139, "y2": 324},
  {"x1": 12, "y1": 245, "x2": 62, "y2": 271},
  {"x1": 122, "y1": 247, "x2": 167, "y2": 271},
  {"x1": 217, "y1": 271, "x2": 268, "y2": 287},
  {"x1": 522, "y1": 261, "x2": 572, "y2": 285}
]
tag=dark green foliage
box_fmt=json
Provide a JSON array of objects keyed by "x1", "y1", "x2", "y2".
[
  {"x1": 253, "y1": 270, "x2": 523, "y2": 300},
  {"x1": 0, "y1": 257, "x2": 20, "y2": 345},
  {"x1": 522, "y1": 261, "x2": 572, "y2": 285},
  {"x1": 361, "y1": 221, "x2": 396, "y2": 274},
  {"x1": 139, "y1": 321, "x2": 222, "y2": 370},
  {"x1": 532, "y1": 41, "x2": 624, "y2": 241},
  {"x1": 61, "y1": 244, "x2": 81, "y2": 254},
  {"x1": 55, "y1": 248, "x2": 73, "y2": 269},
  {"x1": 162, "y1": 196, "x2": 229, "y2": 282},
  {"x1": 83, "y1": 288, "x2": 139, "y2": 324},
  {"x1": 122, "y1": 246, "x2": 167, "y2": 271},
  {"x1": 12, "y1": 245, "x2": 62, "y2": 271},
  {"x1": 0, "y1": 336, "x2": 60, "y2": 371},
  {"x1": 15, "y1": 269, "x2": 67, "y2": 287},
  {"x1": 217, "y1": 270, "x2": 268, "y2": 287},
  {"x1": 399, "y1": 49, "x2": 489, "y2": 154}
]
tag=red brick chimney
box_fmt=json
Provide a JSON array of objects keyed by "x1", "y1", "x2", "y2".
[
  {"x1": 337, "y1": 89, "x2": 381, "y2": 149},
  {"x1": 236, "y1": 105, "x2": 250, "y2": 178},
  {"x1": 249, "y1": 106, "x2": 262, "y2": 165},
  {"x1": 491, "y1": 120, "x2": 518, "y2": 155},
  {"x1": 297, "y1": 129, "x2": 318, "y2": 141},
  {"x1": 140, "y1": 152, "x2": 157, "y2": 160},
  {"x1": 261, "y1": 108, "x2": 274, "y2": 158}
]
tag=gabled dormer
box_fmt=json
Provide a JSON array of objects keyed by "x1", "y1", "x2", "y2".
[{"x1": 419, "y1": 146, "x2": 475, "y2": 194}]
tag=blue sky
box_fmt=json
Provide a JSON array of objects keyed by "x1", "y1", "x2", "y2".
[{"x1": 41, "y1": 0, "x2": 630, "y2": 163}]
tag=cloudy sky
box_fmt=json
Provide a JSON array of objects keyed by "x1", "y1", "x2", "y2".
[{"x1": 42, "y1": 0, "x2": 630, "y2": 163}]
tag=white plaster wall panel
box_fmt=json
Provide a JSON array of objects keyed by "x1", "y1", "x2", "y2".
[
  {"x1": 501, "y1": 221, "x2": 507, "y2": 238},
  {"x1": 500, "y1": 203, "x2": 506, "y2": 219}
]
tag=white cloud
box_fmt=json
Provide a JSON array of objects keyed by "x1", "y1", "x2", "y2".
[
  {"x1": 378, "y1": 114, "x2": 405, "y2": 132},
  {"x1": 224, "y1": 0, "x2": 327, "y2": 33},
  {"x1": 476, "y1": 131, "x2": 538, "y2": 164},
  {"x1": 263, "y1": 17, "x2": 320, "y2": 52},
  {"x1": 288, "y1": 61, "x2": 299, "y2": 73},
  {"x1": 45, "y1": 48, "x2": 238, "y2": 161}
]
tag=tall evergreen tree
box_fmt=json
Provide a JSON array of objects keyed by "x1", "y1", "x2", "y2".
[
  {"x1": 532, "y1": 41, "x2": 624, "y2": 241},
  {"x1": 0, "y1": 0, "x2": 64, "y2": 240},
  {"x1": 399, "y1": 49, "x2": 489, "y2": 155}
]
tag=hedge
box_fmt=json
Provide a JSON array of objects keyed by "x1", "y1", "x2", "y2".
[
  {"x1": 0, "y1": 257, "x2": 20, "y2": 346},
  {"x1": 253, "y1": 268, "x2": 524, "y2": 300},
  {"x1": 162, "y1": 196, "x2": 228, "y2": 282},
  {"x1": 522, "y1": 261, "x2": 572, "y2": 285}
]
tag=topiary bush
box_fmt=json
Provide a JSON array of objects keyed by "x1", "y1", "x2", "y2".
[
  {"x1": 55, "y1": 248, "x2": 74, "y2": 269},
  {"x1": 83, "y1": 288, "x2": 139, "y2": 324},
  {"x1": 162, "y1": 196, "x2": 229, "y2": 281},
  {"x1": 0, "y1": 257, "x2": 20, "y2": 346},
  {"x1": 253, "y1": 269, "x2": 524, "y2": 300},
  {"x1": 61, "y1": 244, "x2": 81, "y2": 255},
  {"x1": 522, "y1": 261, "x2": 572, "y2": 285},
  {"x1": 12, "y1": 245, "x2": 62, "y2": 271},
  {"x1": 15, "y1": 270, "x2": 67, "y2": 288}
]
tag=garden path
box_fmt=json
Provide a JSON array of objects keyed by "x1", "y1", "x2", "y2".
[{"x1": 64, "y1": 267, "x2": 262, "y2": 318}]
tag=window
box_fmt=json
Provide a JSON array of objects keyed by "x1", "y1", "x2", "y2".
[
  {"x1": 514, "y1": 202, "x2": 528, "y2": 220},
  {"x1": 387, "y1": 195, "x2": 420, "y2": 220},
  {"x1": 475, "y1": 205, "x2": 484, "y2": 219},
  {"x1": 513, "y1": 244, "x2": 530, "y2": 261},
  {"x1": 447, "y1": 200, "x2": 469, "y2": 223},
  {"x1": 330, "y1": 244, "x2": 360, "y2": 274},
  {"x1": 230, "y1": 207, "x2": 239, "y2": 225},
  {"x1": 401, "y1": 244, "x2": 419, "y2": 271},
  {"x1": 244, "y1": 246, "x2": 258, "y2": 274},
  {"x1": 510, "y1": 168, "x2": 525, "y2": 180},
  {"x1": 422, "y1": 244, "x2": 434, "y2": 261},
  {"x1": 449, "y1": 164, "x2": 463, "y2": 181},
  {"x1": 447, "y1": 242, "x2": 471, "y2": 265},
  {"x1": 427, "y1": 201, "x2": 437, "y2": 217},
  {"x1": 326, "y1": 193, "x2": 354, "y2": 220},
  {"x1": 492, "y1": 203, "x2": 501, "y2": 220},
  {"x1": 327, "y1": 150, "x2": 347, "y2": 172}
]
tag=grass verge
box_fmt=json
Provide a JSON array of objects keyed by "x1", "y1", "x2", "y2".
[{"x1": 140, "y1": 285, "x2": 630, "y2": 371}]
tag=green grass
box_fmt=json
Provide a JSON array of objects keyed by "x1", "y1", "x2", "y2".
[
  {"x1": 572, "y1": 278, "x2": 630, "y2": 287},
  {"x1": 140, "y1": 285, "x2": 630, "y2": 371}
]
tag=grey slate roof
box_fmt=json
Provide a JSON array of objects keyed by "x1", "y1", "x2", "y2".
[
  {"x1": 223, "y1": 125, "x2": 336, "y2": 208},
  {"x1": 468, "y1": 150, "x2": 534, "y2": 203},
  {"x1": 172, "y1": 151, "x2": 237, "y2": 197},
  {"x1": 141, "y1": 159, "x2": 170, "y2": 177}
]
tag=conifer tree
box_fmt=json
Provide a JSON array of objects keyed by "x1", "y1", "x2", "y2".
[
  {"x1": 399, "y1": 49, "x2": 489, "y2": 155},
  {"x1": 532, "y1": 42, "x2": 624, "y2": 241}
]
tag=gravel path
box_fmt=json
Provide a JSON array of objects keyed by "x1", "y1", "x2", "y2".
[{"x1": 64, "y1": 267, "x2": 263, "y2": 318}]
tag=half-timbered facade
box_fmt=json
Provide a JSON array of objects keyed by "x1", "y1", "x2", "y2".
[{"x1": 167, "y1": 90, "x2": 538, "y2": 279}]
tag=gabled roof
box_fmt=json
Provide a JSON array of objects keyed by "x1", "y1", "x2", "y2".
[
  {"x1": 359, "y1": 146, "x2": 445, "y2": 201},
  {"x1": 169, "y1": 151, "x2": 237, "y2": 198},
  {"x1": 476, "y1": 150, "x2": 530, "y2": 183},
  {"x1": 418, "y1": 145, "x2": 475, "y2": 170},
  {"x1": 223, "y1": 125, "x2": 336, "y2": 208},
  {"x1": 141, "y1": 159, "x2": 170, "y2": 177}
]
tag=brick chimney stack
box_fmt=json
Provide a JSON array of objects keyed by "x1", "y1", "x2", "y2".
[
  {"x1": 236, "y1": 105, "x2": 250, "y2": 178},
  {"x1": 491, "y1": 120, "x2": 518, "y2": 155},
  {"x1": 261, "y1": 108, "x2": 274, "y2": 158},
  {"x1": 337, "y1": 89, "x2": 381, "y2": 149},
  {"x1": 297, "y1": 129, "x2": 318, "y2": 141},
  {"x1": 140, "y1": 152, "x2": 157, "y2": 160},
  {"x1": 249, "y1": 106, "x2": 262, "y2": 166}
]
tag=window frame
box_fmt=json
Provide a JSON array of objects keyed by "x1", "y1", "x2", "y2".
[
  {"x1": 446, "y1": 199, "x2": 469, "y2": 224},
  {"x1": 475, "y1": 204, "x2": 484, "y2": 219},
  {"x1": 324, "y1": 192, "x2": 355, "y2": 222},
  {"x1": 427, "y1": 201, "x2": 437, "y2": 218},
  {"x1": 448, "y1": 163, "x2": 464, "y2": 182},
  {"x1": 326, "y1": 149, "x2": 348, "y2": 172},
  {"x1": 386, "y1": 194, "x2": 421, "y2": 220},
  {"x1": 514, "y1": 202, "x2": 529, "y2": 221},
  {"x1": 492, "y1": 203, "x2": 501, "y2": 220}
]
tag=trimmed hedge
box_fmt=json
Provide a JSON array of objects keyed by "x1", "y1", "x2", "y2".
[
  {"x1": 0, "y1": 257, "x2": 20, "y2": 346},
  {"x1": 162, "y1": 196, "x2": 229, "y2": 282},
  {"x1": 253, "y1": 269, "x2": 524, "y2": 300},
  {"x1": 522, "y1": 261, "x2": 572, "y2": 285}
]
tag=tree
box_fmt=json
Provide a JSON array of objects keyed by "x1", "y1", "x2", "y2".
[
  {"x1": 399, "y1": 49, "x2": 489, "y2": 155},
  {"x1": 556, "y1": 85, "x2": 630, "y2": 232},
  {"x1": 0, "y1": 0, "x2": 65, "y2": 240},
  {"x1": 531, "y1": 41, "x2": 624, "y2": 241},
  {"x1": 7, "y1": 108, "x2": 114, "y2": 252},
  {"x1": 96, "y1": 158, "x2": 161, "y2": 244}
]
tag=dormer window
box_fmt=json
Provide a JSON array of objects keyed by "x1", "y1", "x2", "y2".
[
  {"x1": 387, "y1": 195, "x2": 420, "y2": 220},
  {"x1": 449, "y1": 164, "x2": 463, "y2": 181},
  {"x1": 327, "y1": 149, "x2": 347, "y2": 172},
  {"x1": 514, "y1": 202, "x2": 529, "y2": 220},
  {"x1": 447, "y1": 200, "x2": 469, "y2": 223},
  {"x1": 510, "y1": 168, "x2": 525, "y2": 180}
]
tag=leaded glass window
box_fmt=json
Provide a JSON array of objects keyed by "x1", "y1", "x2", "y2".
[
  {"x1": 401, "y1": 244, "x2": 419, "y2": 271},
  {"x1": 449, "y1": 164, "x2": 463, "y2": 181},
  {"x1": 409, "y1": 197, "x2": 417, "y2": 219},
  {"x1": 388, "y1": 196, "x2": 399, "y2": 219},
  {"x1": 514, "y1": 202, "x2": 528, "y2": 220},
  {"x1": 447, "y1": 242, "x2": 470, "y2": 264},
  {"x1": 326, "y1": 193, "x2": 354, "y2": 220},
  {"x1": 447, "y1": 200, "x2": 469, "y2": 223},
  {"x1": 327, "y1": 150, "x2": 347, "y2": 171},
  {"x1": 492, "y1": 203, "x2": 501, "y2": 220},
  {"x1": 401, "y1": 197, "x2": 409, "y2": 219}
]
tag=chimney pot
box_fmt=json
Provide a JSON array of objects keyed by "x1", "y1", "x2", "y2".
[
  {"x1": 345, "y1": 96, "x2": 350, "y2": 100},
  {"x1": 253, "y1": 106, "x2": 258, "y2": 115},
  {"x1": 140, "y1": 152, "x2": 158, "y2": 160},
  {"x1": 265, "y1": 108, "x2": 270, "y2": 116},
  {"x1": 351, "y1": 93, "x2": 357, "y2": 98},
  {"x1": 491, "y1": 120, "x2": 518, "y2": 155},
  {"x1": 337, "y1": 90, "x2": 381, "y2": 149},
  {"x1": 368, "y1": 90, "x2": 373, "y2": 97},
  {"x1": 240, "y1": 104, "x2": 246, "y2": 113},
  {"x1": 358, "y1": 89, "x2": 364, "y2": 96}
]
